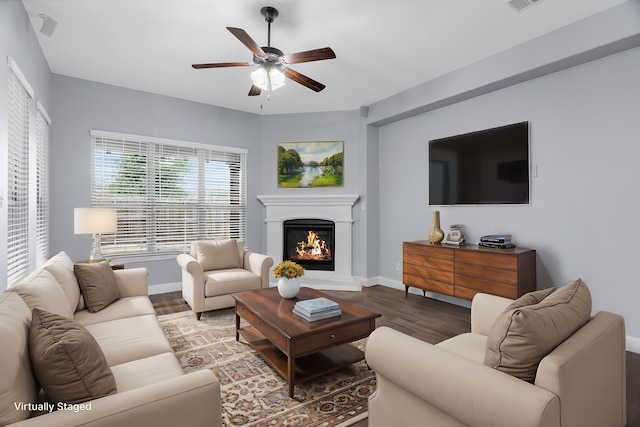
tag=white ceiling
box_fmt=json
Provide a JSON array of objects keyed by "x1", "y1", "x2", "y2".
[{"x1": 23, "y1": 0, "x2": 626, "y2": 115}]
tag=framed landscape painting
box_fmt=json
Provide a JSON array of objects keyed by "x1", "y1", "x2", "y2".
[{"x1": 277, "y1": 141, "x2": 344, "y2": 188}]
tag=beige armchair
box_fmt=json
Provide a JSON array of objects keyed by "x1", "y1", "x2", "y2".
[
  {"x1": 366, "y1": 284, "x2": 626, "y2": 427},
  {"x1": 177, "y1": 240, "x2": 273, "y2": 319}
]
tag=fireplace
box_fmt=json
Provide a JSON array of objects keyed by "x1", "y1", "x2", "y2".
[
  {"x1": 283, "y1": 219, "x2": 335, "y2": 271},
  {"x1": 257, "y1": 194, "x2": 360, "y2": 291}
]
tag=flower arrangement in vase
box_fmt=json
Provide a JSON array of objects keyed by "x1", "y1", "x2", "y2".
[{"x1": 273, "y1": 260, "x2": 305, "y2": 298}]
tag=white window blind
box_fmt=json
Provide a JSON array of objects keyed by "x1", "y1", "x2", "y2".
[
  {"x1": 36, "y1": 102, "x2": 51, "y2": 265},
  {"x1": 91, "y1": 131, "x2": 247, "y2": 257},
  {"x1": 7, "y1": 59, "x2": 33, "y2": 285}
]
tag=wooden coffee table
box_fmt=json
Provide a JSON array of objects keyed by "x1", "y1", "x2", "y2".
[{"x1": 232, "y1": 287, "x2": 381, "y2": 397}]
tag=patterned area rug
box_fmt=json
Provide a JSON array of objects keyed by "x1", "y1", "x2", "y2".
[{"x1": 158, "y1": 308, "x2": 374, "y2": 427}]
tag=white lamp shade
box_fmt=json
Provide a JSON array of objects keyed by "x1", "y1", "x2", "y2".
[{"x1": 74, "y1": 208, "x2": 118, "y2": 234}]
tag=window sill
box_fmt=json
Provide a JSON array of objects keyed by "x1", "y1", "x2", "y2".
[{"x1": 107, "y1": 253, "x2": 182, "y2": 264}]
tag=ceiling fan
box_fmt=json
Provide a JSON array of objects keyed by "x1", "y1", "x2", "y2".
[{"x1": 192, "y1": 6, "x2": 336, "y2": 97}]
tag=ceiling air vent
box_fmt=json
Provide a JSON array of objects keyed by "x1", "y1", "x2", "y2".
[{"x1": 505, "y1": 0, "x2": 541, "y2": 12}]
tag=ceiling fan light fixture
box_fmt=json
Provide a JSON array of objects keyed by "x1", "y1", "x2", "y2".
[
  {"x1": 251, "y1": 66, "x2": 285, "y2": 91},
  {"x1": 192, "y1": 6, "x2": 334, "y2": 96},
  {"x1": 268, "y1": 68, "x2": 286, "y2": 89},
  {"x1": 250, "y1": 67, "x2": 268, "y2": 89}
]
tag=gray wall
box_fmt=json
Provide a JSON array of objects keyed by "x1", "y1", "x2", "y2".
[
  {"x1": 49, "y1": 75, "x2": 263, "y2": 290},
  {"x1": 372, "y1": 2, "x2": 640, "y2": 342},
  {"x1": 378, "y1": 44, "x2": 640, "y2": 290},
  {"x1": 258, "y1": 111, "x2": 375, "y2": 278},
  {"x1": 48, "y1": 84, "x2": 377, "y2": 288}
]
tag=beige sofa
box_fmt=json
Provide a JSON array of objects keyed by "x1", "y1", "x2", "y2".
[
  {"x1": 366, "y1": 288, "x2": 626, "y2": 427},
  {"x1": 1, "y1": 251, "x2": 221, "y2": 427},
  {"x1": 177, "y1": 239, "x2": 273, "y2": 319}
]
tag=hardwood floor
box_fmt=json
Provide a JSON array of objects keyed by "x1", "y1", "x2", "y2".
[{"x1": 150, "y1": 285, "x2": 639, "y2": 427}]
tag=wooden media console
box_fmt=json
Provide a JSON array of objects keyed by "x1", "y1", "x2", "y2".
[{"x1": 402, "y1": 240, "x2": 536, "y2": 300}]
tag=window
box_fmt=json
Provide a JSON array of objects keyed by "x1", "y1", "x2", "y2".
[
  {"x1": 7, "y1": 58, "x2": 34, "y2": 286},
  {"x1": 91, "y1": 131, "x2": 247, "y2": 257},
  {"x1": 36, "y1": 102, "x2": 51, "y2": 265}
]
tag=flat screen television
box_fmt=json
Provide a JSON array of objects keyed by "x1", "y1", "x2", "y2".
[{"x1": 429, "y1": 121, "x2": 530, "y2": 205}]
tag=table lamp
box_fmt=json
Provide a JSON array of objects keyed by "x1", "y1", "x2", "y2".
[{"x1": 74, "y1": 208, "x2": 117, "y2": 262}]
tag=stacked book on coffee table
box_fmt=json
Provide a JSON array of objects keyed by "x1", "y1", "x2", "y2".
[
  {"x1": 478, "y1": 234, "x2": 515, "y2": 249},
  {"x1": 293, "y1": 297, "x2": 342, "y2": 322}
]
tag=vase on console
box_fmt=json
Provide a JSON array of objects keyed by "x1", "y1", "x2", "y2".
[{"x1": 428, "y1": 210, "x2": 445, "y2": 244}]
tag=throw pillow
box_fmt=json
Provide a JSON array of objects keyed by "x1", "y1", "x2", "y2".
[
  {"x1": 195, "y1": 239, "x2": 241, "y2": 271},
  {"x1": 7, "y1": 269, "x2": 74, "y2": 319},
  {"x1": 29, "y1": 308, "x2": 117, "y2": 404},
  {"x1": 43, "y1": 252, "x2": 82, "y2": 314},
  {"x1": 74, "y1": 261, "x2": 121, "y2": 313},
  {"x1": 484, "y1": 279, "x2": 592, "y2": 382},
  {"x1": 504, "y1": 286, "x2": 556, "y2": 310}
]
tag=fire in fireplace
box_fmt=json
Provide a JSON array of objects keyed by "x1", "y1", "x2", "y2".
[{"x1": 283, "y1": 219, "x2": 335, "y2": 271}]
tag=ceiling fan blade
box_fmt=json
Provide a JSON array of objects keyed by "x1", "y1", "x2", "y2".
[
  {"x1": 192, "y1": 62, "x2": 250, "y2": 69},
  {"x1": 284, "y1": 69, "x2": 326, "y2": 92},
  {"x1": 227, "y1": 27, "x2": 266, "y2": 57},
  {"x1": 282, "y1": 47, "x2": 336, "y2": 64},
  {"x1": 248, "y1": 85, "x2": 262, "y2": 96}
]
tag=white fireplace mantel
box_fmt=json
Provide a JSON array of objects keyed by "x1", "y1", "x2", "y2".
[{"x1": 257, "y1": 194, "x2": 360, "y2": 291}]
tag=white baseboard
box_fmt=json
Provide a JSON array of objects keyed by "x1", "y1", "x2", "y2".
[
  {"x1": 360, "y1": 276, "x2": 384, "y2": 287},
  {"x1": 148, "y1": 282, "x2": 181, "y2": 295},
  {"x1": 374, "y1": 276, "x2": 403, "y2": 290},
  {"x1": 300, "y1": 276, "x2": 362, "y2": 291},
  {"x1": 626, "y1": 335, "x2": 640, "y2": 354}
]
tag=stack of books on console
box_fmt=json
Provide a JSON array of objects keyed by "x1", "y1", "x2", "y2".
[
  {"x1": 479, "y1": 234, "x2": 515, "y2": 249},
  {"x1": 293, "y1": 297, "x2": 341, "y2": 322}
]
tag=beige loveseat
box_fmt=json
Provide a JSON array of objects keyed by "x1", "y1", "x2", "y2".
[
  {"x1": 1, "y1": 252, "x2": 221, "y2": 427},
  {"x1": 177, "y1": 239, "x2": 273, "y2": 319},
  {"x1": 366, "y1": 281, "x2": 626, "y2": 427}
]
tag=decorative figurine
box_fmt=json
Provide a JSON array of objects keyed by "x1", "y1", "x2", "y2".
[{"x1": 444, "y1": 224, "x2": 466, "y2": 246}]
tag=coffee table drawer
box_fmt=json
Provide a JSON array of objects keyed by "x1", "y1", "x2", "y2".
[
  {"x1": 237, "y1": 303, "x2": 287, "y2": 349},
  {"x1": 295, "y1": 321, "x2": 373, "y2": 356}
]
